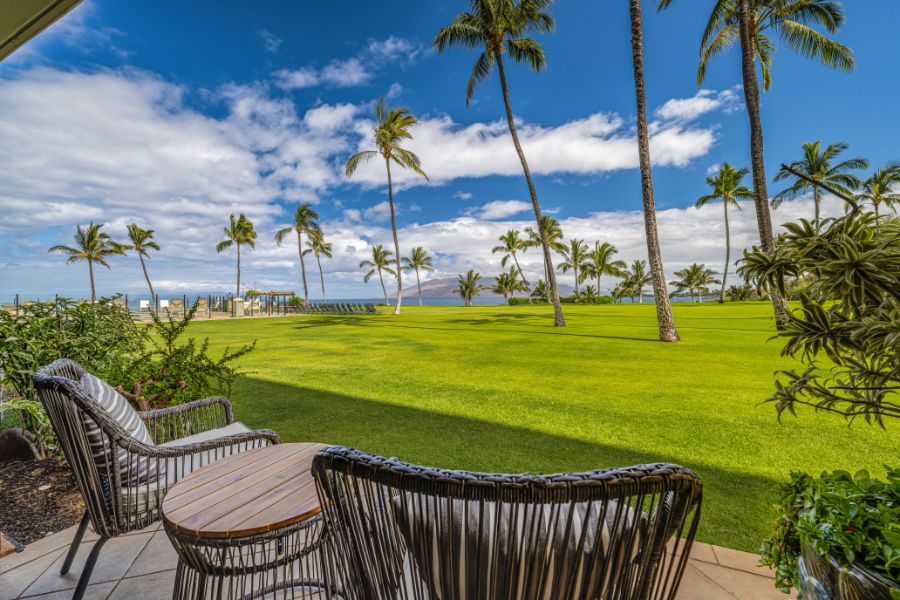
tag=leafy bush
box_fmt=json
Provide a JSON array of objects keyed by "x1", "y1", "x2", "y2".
[
  {"x1": 760, "y1": 468, "x2": 900, "y2": 592},
  {"x1": 560, "y1": 295, "x2": 613, "y2": 304},
  {"x1": 508, "y1": 297, "x2": 547, "y2": 306},
  {"x1": 725, "y1": 283, "x2": 755, "y2": 302}
]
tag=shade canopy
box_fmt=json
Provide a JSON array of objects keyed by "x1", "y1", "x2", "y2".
[{"x1": 0, "y1": 0, "x2": 82, "y2": 61}]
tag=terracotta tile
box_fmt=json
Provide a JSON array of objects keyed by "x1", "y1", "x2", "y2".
[
  {"x1": 0, "y1": 549, "x2": 64, "y2": 600},
  {"x1": 691, "y1": 560, "x2": 785, "y2": 600}
]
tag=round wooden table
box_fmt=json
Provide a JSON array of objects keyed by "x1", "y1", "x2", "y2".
[{"x1": 161, "y1": 443, "x2": 333, "y2": 600}]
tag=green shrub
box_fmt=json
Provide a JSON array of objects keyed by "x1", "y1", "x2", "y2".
[
  {"x1": 508, "y1": 297, "x2": 547, "y2": 306},
  {"x1": 560, "y1": 295, "x2": 613, "y2": 304}
]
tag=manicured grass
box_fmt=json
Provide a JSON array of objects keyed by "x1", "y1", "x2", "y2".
[{"x1": 190, "y1": 302, "x2": 898, "y2": 552}]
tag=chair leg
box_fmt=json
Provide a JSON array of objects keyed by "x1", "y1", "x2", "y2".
[
  {"x1": 72, "y1": 537, "x2": 107, "y2": 600},
  {"x1": 61, "y1": 511, "x2": 90, "y2": 575}
]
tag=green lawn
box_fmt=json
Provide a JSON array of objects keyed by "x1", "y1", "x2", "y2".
[{"x1": 190, "y1": 302, "x2": 898, "y2": 553}]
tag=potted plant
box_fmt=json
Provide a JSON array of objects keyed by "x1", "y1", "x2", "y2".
[{"x1": 760, "y1": 469, "x2": 899, "y2": 598}]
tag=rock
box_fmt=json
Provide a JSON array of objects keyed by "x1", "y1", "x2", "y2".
[{"x1": 0, "y1": 428, "x2": 36, "y2": 460}]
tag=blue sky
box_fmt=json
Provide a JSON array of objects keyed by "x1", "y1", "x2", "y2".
[{"x1": 1, "y1": 0, "x2": 897, "y2": 300}]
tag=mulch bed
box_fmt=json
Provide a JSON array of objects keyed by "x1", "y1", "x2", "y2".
[{"x1": 0, "y1": 458, "x2": 84, "y2": 545}]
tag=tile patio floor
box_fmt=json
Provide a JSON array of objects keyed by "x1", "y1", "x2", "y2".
[{"x1": 1, "y1": 522, "x2": 789, "y2": 599}]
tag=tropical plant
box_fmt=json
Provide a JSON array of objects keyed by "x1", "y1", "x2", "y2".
[
  {"x1": 774, "y1": 141, "x2": 868, "y2": 229},
  {"x1": 275, "y1": 203, "x2": 321, "y2": 304},
  {"x1": 582, "y1": 241, "x2": 626, "y2": 295},
  {"x1": 360, "y1": 244, "x2": 396, "y2": 305},
  {"x1": 738, "y1": 211, "x2": 899, "y2": 425},
  {"x1": 557, "y1": 238, "x2": 590, "y2": 295},
  {"x1": 525, "y1": 215, "x2": 566, "y2": 282},
  {"x1": 345, "y1": 98, "x2": 428, "y2": 316},
  {"x1": 434, "y1": 0, "x2": 566, "y2": 327},
  {"x1": 611, "y1": 282, "x2": 632, "y2": 304},
  {"x1": 669, "y1": 0, "x2": 855, "y2": 325},
  {"x1": 401, "y1": 246, "x2": 435, "y2": 306},
  {"x1": 670, "y1": 263, "x2": 720, "y2": 303},
  {"x1": 530, "y1": 279, "x2": 549, "y2": 301},
  {"x1": 628, "y1": 260, "x2": 653, "y2": 304},
  {"x1": 857, "y1": 163, "x2": 900, "y2": 218},
  {"x1": 48, "y1": 222, "x2": 125, "y2": 302},
  {"x1": 491, "y1": 267, "x2": 528, "y2": 304},
  {"x1": 303, "y1": 230, "x2": 333, "y2": 303},
  {"x1": 122, "y1": 223, "x2": 160, "y2": 301},
  {"x1": 726, "y1": 283, "x2": 755, "y2": 302},
  {"x1": 216, "y1": 214, "x2": 257, "y2": 298},
  {"x1": 457, "y1": 269, "x2": 487, "y2": 307},
  {"x1": 628, "y1": 0, "x2": 680, "y2": 341},
  {"x1": 492, "y1": 229, "x2": 531, "y2": 292},
  {"x1": 697, "y1": 162, "x2": 753, "y2": 302},
  {"x1": 581, "y1": 285, "x2": 599, "y2": 302}
]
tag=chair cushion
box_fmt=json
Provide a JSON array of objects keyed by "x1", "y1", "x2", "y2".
[
  {"x1": 392, "y1": 496, "x2": 647, "y2": 600},
  {"x1": 79, "y1": 373, "x2": 160, "y2": 484}
]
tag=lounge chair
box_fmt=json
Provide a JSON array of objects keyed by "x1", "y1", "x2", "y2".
[
  {"x1": 33, "y1": 360, "x2": 280, "y2": 600},
  {"x1": 313, "y1": 447, "x2": 702, "y2": 600},
  {"x1": 169, "y1": 299, "x2": 185, "y2": 317},
  {"x1": 196, "y1": 298, "x2": 209, "y2": 318},
  {"x1": 138, "y1": 300, "x2": 151, "y2": 313},
  {"x1": 158, "y1": 299, "x2": 170, "y2": 310},
  {"x1": 1, "y1": 303, "x2": 17, "y2": 314}
]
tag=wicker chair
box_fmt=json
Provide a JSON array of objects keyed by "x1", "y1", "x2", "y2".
[
  {"x1": 33, "y1": 359, "x2": 281, "y2": 600},
  {"x1": 313, "y1": 446, "x2": 702, "y2": 600}
]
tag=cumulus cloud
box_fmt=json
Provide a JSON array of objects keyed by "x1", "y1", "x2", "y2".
[
  {"x1": 478, "y1": 200, "x2": 532, "y2": 219},
  {"x1": 655, "y1": 87, "x2": 742, "y2": 122},
  {"x1": 454, "y1": 191, "x2": 474, "y2": 201}
]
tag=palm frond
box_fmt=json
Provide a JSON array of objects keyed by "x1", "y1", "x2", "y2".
[
  {"x1": 344, "y1": 150, "x2": 379, "y2": 177},
  {"x1": 777, "y1": 19, "x2": 854, "y2": 72}
]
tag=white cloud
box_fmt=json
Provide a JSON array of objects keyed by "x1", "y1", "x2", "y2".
[
  {"x1": 454, "y1": 191, "x2": 474, "y2": 201},
  {"x1": 386, "y1": 82, "x2": 404, "y2": 99},
  {"x1": 257, "y1": 29, "x2": 282, "y2": 53},
  {"x1": 478, "y1": 200, "x2": 532, "y2": 219},
  {"x1": 655, "y1": 87, "x2": 742, "y2": 122},
  {"x1": 320, "y1": 58, "x2": 371, "y2": 87},
  {"x1": 272, "y1": 67, "x2": 319, "y2": 89},
  {"x1": 363, "y1": 201, "x2": 393, "y2": 222}
]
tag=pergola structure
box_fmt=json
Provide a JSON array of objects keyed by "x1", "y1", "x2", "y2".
[{"x1": 0, "y1": 0, "x2": 82, "y2": 61}]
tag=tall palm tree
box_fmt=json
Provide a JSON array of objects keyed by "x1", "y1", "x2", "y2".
[
  {"x1": 671, "y1": 264, "x2": 720, "y2": 304},
  {"x1": 673, "y1": 0, "x2": 854, "y2": 325},
  {"x1": 525, "y1": 215, "x2": 565, "y2": 283},
  {"x1": 457, "y1": 270, "x2": 487, "y2": 307},
  {"x1": 303, "y1": 231, "x2": 333, "y2": 303},
  {"x1": 531, "y1": 279, "x2": 548, "y2": 301},
  {"x1": 557, "y1": 238, "x2": 590, "y2": 295},
  {"x1": 858, "y1": 164, "x2": 900, "y2": 218},
  {"x1": 583, "y1": 241, "x2": 626, "y2": 295},
  {"x1": 123, "y1": 223, "x2": 160, "y2": 301},
  {"x1": 49, "y1": 222, "x2": 125, "y2": 302},
  {"x1": 774, "y1": 141, "x2": 868, "y2": 229},
  {"x1": 275, "y1": 203, "x2": 321, "y2": 304},
  {"x1": 491, "y1": 267, "x2": 528, "y2": 304},
  {"x1": 360, "y1": 244, "x2": 396, "y2": 305},
  {"x1": 401, "y1": 246, "x2": 435, "y2": 306},
  {"x1": 345, "y1": 98, "x2": 428, "y2": 317},
  {"x1": 628, "y1": 0, "x2": 680, "y2": 342},
  {"x1": 629, "y1": 259, "x2": 653, "y2": 304},
  {"x1": 491, "y1": 229, "x2": 530, "y2": 291},
  {"x1": 434, "y1": 0, "x2": 566, "y2": 327},
  {"x1": 696, "y1": 162, "x2": 753, "y2": 302},
  {"x1": 216, "y1": 214, "x2": 257, "y2": 298}
]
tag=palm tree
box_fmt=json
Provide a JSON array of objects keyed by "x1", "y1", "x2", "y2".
[
  {"x1": 275, "y1": 203, "x2": 321, "y2": 304},
  {"x1": 525, "y1": 215, "x2": 565, "y2": 282},
  {"x1": 557, "y1": 239, "x2": 590, "y2": 295},
  {"x1": 360, "y1": 244, "x2": 396, "y2": 305},
  {"x1": 491, "y1": 267, "x2": 528, "y2": 304},
  {"x1": 434, "y1": 0, "x2": 566, "y2": 327},
  {"x1": 629, "y1": 260, "x2": 653, "y2": 304},
  {"x1": 345, "y1": 98, "x2": 428, "y2": 317},
  {"x1": 675, "y1": 0, "x2": 854, "y2": 325},
  {"x1": 774, "y1": 141, "x2": 868, "y2": 229},
  {"x1": 627, "y1": 0, "x2": 680, "y2": 341},
  {"x1": 49, "y1": 222, "x2": 125, "y2": 302},
  {"x1": 531, "y1": 279, "x2": 549, "y2": 301},
  {"x1": 583, "y1": 242, "x2": 626, "y2": 295},
  {"x1": 696, "y1": 162, "x2": 753, "y2": 302},
  {"x1": 457, "y1": 270, "x2": 487, "y2": 307},
  {"x1": 671, "y1": 264, "x2": 720, "y2": 303},
  {"x1": 858, "y1": 164, "x2": 900, "y2": 218},
  {"x1": 491, "y1": 229, "x2": 531, "y2": 292},
  {"x1": 582, "y1": 285, "x2": 599, "y2": 303},
  {"x1": 216, "y1": 214, "x2": 257, "y2": 298},
  {"x1": 122, "y1": 223, "x2": 160, "y2": 301},
  {"x1": 612, "y1": 281, "x2": 633, "y2": 304},
  {"x1": 401, "y1": 246, "x2": 435, "y2": 306},
  {"x1": 303, "y1": 231, "x2": 333, "y2": 303}
]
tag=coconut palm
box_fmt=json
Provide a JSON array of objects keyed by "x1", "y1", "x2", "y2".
[
  {"x1": 275, "y1": 203, "x2": 321, "y2": 304},
  {"x1": 457, "y1": 270, "x2": 487, "y2": 307},
  {"x1": 360, "y1": 244, "x2": 396, "y2": 305},
  {"x1": 122, "y1": 223, "x2": 160, "y2": 301},
  {"x1": 401, "y1": 246, "x2": 435, "y2": 306},
  {"x1": 557, "y1": 239, "x2": 590, "y2": 295},
  {"x1": 434, "y1": 0, "x2": 566, "y2": 327},
  {"x1": 697, "y1": 162, "x2": 754, "y2": 302},
  {"x1": 216, "y1": 214, "x2": 257, "y2": 298},
  {"x1": 582, "y1": 285, "x2": 599, "y2": 303},
  {"x1": 303, "y1": 231, "x2": 333, "y2": 303},
  {"x1": 525, "y1": 216, "x2": 565, "y2": 282},
  {"x1": 629, "y1": 260, "x2": 653, "y2": 304},
  {"x1": 670, "y1": 0, "x2": 854, "y2": 325},
  {"x1": 491, "y1": 267, "x2": 528, "y2": 304},
  {"x1": 858, "y1": 164, "x2": 900, "y2": 218},
  {"x1": 774, "y1": 142, "x2": 868, "y2": 229},
  {"x1": 531, "y1": 279, "x2": 549, "y2": 301},
  {"x1": 583, "y1": 242, "x2": 626, "y2": 295},
  {"x1": 345, "y1": 98, "x2": 428, "y2": 316},
  {"x1": 671, "y1": 264, "x2": 720, "y2": 303},
  {"x1": 627, "y1": 0, "x2": 681, "y2": 341},
  {"x1": 491, "y1": 229, "x2": 531, "y2": 291},
  {"x1": 49, "y1": 222, "x2": 125, "y2": 302}
]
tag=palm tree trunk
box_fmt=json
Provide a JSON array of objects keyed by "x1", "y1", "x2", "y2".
[
  {"x1": 297, "y1": 234, "x2": 309, "y2": 304},
  {"x1": 316, "y1": 254, "x2": 326, "y2": 302},
  {"x1": 629, "y1": 0, "x2": 679, "y2": 342},
  {"x1": 813, "y1": 185, "x2": 821, "y2": 231},
  {"x1": 511, "y1": 253, "x2": 531, "y2": 304},
  {"x1": 236, "y1": 243, "x2": 242, "y2": 297},
  {"x1": 737, "y1": 0, "x2": 790, "y2": 328},
  {"x1": 139, "y1": 254, "x2": 155, "y2": 300},
  {"x1": 494, "y1": 49, "x2": 565, "y2": 327},
  {"x1": 385, "y1": 158, "x2": 403, "y2": 316},
  {"x1": 574, "y1": 266, "x2": 580, "y2": 295},
  {"x1": 378, "y1": 269, "x2": 388, "y2": 305},
  {"x1": 721, "y1": 202, "x2": 730, "y2": 303},
  {"x1": 415, "y1": 268, "x2": 423, "y2": 306},
  {"x1": 88, "y1": 260, "x2": 96, "y2": 303}
]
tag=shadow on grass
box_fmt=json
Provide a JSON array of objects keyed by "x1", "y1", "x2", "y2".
[{"x1": 233, "y1": 377, "x2": 780, "y2": 550}]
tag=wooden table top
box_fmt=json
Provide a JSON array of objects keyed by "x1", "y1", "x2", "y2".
[{"x1": 162, "y1": 442, "x2": 328, "y2": 540}]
